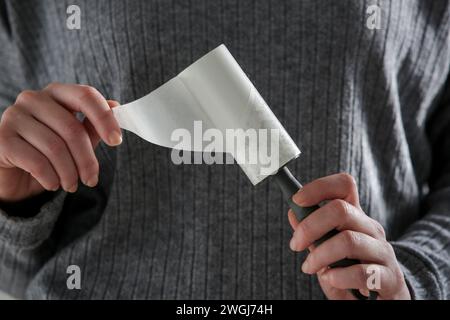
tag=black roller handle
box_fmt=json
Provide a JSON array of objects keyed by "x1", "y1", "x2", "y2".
[{"x1": 273, "y1": 166, "x2": 378, "y2": 300}]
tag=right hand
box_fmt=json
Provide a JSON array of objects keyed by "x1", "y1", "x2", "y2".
[{"x1": 0, "y1": 83, "x2": 122, "y2": 202}]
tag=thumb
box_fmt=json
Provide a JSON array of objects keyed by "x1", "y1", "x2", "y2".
[{"x1": 83, "y1": 100, "x2": 121, "y2": 148}]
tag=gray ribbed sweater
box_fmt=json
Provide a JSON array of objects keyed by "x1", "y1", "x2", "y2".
[{"x1": 0, "y1": 0, "x2": 449, "y2": 300}]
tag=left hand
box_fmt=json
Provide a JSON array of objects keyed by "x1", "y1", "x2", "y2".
[{"x1": 288, "y1": 173, "x2": 411, "y2": 300}]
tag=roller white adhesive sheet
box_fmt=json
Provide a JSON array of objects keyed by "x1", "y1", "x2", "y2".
[{"x1": 112, "y1": 44, "x2": 300, "y2": 185}]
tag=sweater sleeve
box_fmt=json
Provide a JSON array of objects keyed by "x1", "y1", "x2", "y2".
[
  {"x1": 0, "y1": 0, "x2": 67, "y2": 244},
  {"x1": 0, "y1": 2, "x2": 70, "y2": 297},
  {"x1": 391, "y1": 73, "x2": 450, "y2": 300},
  {"x1": 0, "y1": 191, "x2": 67, "y2": 247}
]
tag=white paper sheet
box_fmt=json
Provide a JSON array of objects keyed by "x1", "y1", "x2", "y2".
[{"x1": 113, "y1": 44, "x2": 300, "y2": 185}]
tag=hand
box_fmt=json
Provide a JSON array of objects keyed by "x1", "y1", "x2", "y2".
[
  {"x1": 288, "y1": 173, "x2": 411, "y2": 300},
  {"x1": 0, "y1": 83, "x2": 122, "y2": 202}
]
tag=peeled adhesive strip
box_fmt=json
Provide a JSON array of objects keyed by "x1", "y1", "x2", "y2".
[{"x1": 113, "y1": 44, "x2": 300, "y2": 185}]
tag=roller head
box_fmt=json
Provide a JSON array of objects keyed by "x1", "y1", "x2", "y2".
[{"x1": 179, "y1": 45, "x2": 301, "y2": 185}]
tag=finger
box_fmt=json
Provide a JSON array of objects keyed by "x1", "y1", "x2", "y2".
[
  {"x1": 292, "y1": 173, "x2": 360, "y2": 208},
  {"x1": 0, "y1": 134, "x2": 59, "y2": 191},
  {"x1": 43, "y1": 83, "x2": 122, "y2": 146},
  {"x1": 9, "y1": 109, "x2": 79, "y2": 192},
  {"x1": 287, "y1": 209, "x2": 299, "y2": 230},
  {"x1": 16, "y1": 92, "x2": 99, "y2": 187},
  {"x1": 321, "y1": 264, "x2": 396, "y2": 297},
  {"x1": 302, "y1": 231, "x2": 393, "y2": 274},
  {"x1": 84, "y1": 100, "x2": 120, "y2": 148},
  {"x1": 359, "y1": 289, "x2": 370, "y2": 297},
  {"x1": 317, "y1": 268, "x2": 357, "y2": 300},
  {"x1": 290, "y1": 200, "x2": 386, "y2": 251}
]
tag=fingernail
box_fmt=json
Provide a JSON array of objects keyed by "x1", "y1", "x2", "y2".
[
  {"x1": 292, "y1": 189, "x2": 305, "y2": 205},
  {"x1": 302, "y1": 260, "x2": 311, "y2": 273},
  {"x1": 289, "y1": 237, "x2": 297, "y2": 251},
  {"x1": 50, "y1": 184, "x2": 59, "y2": 191},
  {"x1": 109, "y1": 131, "x2": 122, "y2": 146},
  {"x1": 85, "y1": 174, "x2": 98, "y2": 187},
  {"x1": 66, "y1": 183, "x2": 78, "y2": 193}
]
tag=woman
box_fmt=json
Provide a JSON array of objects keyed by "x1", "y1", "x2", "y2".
[{"x1": 0, "y1": 0, "x2": 449, "y2": 299}]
